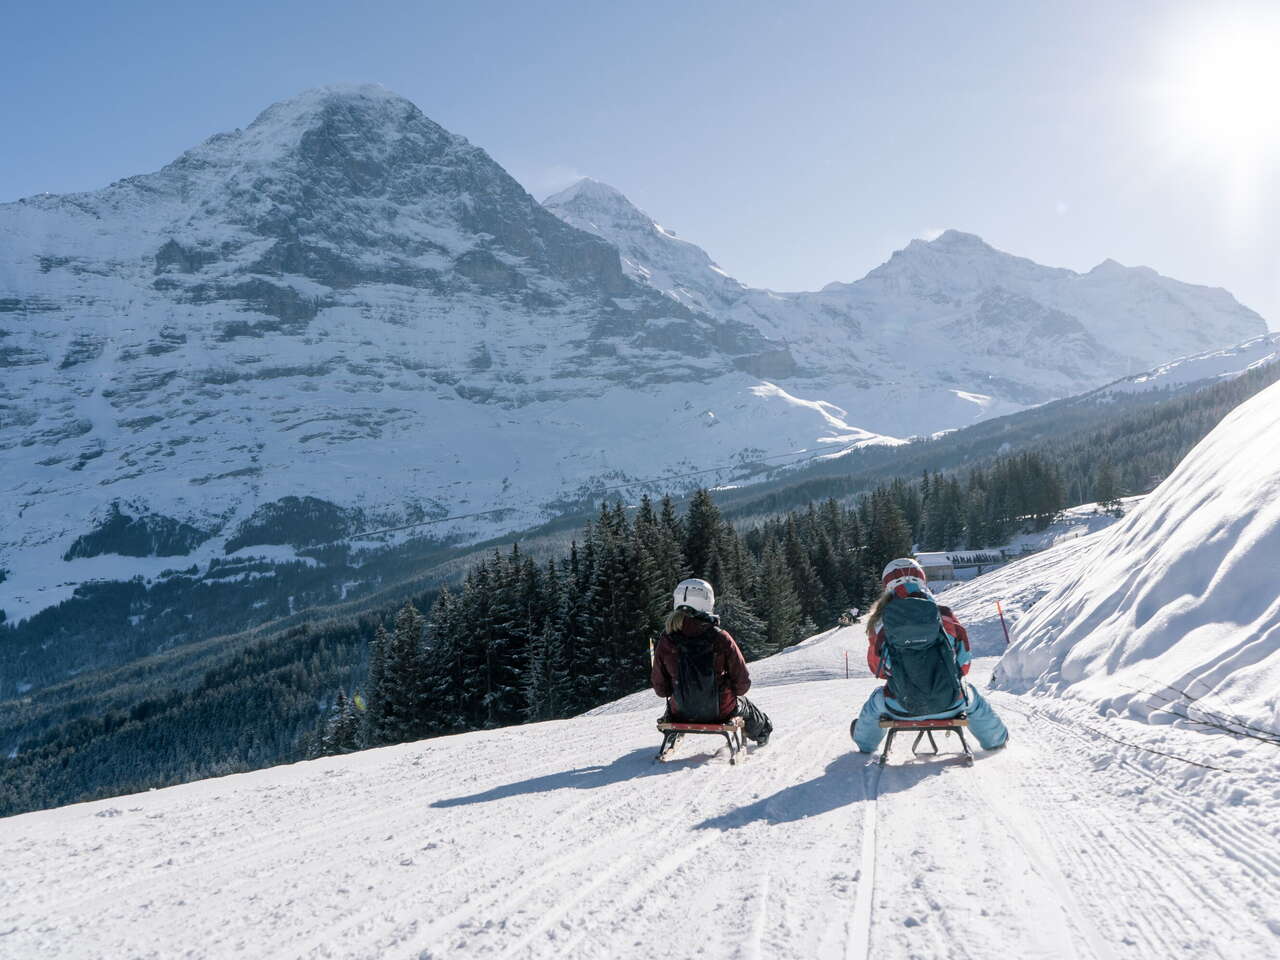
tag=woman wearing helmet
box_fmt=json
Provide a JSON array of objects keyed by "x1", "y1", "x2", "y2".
[
  {"x1": 850, "y1": 558, "x2": 1008, "y2": 753},
  {"x1": 650, "y1": 578, "x2": 773, "y2": 746}
]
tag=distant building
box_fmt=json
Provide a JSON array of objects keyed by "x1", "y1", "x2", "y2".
[{"x1": 914, "y1": 552, "x2": 955, "y2": 582}]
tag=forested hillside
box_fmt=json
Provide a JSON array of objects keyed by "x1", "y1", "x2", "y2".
[{"x1": 5, "y1": 359, "x2": 1278, "y2": 816}]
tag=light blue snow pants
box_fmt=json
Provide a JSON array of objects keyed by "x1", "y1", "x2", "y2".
[{"x1": 852, "y1": 684, "x2": 1008, "y2": 752}]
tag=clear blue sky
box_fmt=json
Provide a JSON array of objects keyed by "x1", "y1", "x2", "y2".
[{"x1": 3, "y1": 0, "x2": 1277, "y2": 326}]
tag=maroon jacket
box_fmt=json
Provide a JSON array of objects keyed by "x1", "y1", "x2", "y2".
[{"x1": 651, "y1": 621, "x2": 750, "y2": 721}]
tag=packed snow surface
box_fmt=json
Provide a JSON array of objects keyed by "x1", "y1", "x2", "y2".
[
  {"x1": 5, "y1": 620, "x2": 1280, "y2": 958},
  {"x1": 996, "y1": 379, "x2": 1280, "y2": 733}
]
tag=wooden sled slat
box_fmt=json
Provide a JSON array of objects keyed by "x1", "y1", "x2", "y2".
[
  {"x1": 655, "y1": 716, "x2": 746, "y2": 764},
  {"x1": 877, "y1": 713, "x2": 974, "y2": 767},
  {"x1": 877, "y1": 715, "x2": 969, "y2": 729},
  {"x1": 657, "y1": 717, "x2": 745, "y2": 734}
]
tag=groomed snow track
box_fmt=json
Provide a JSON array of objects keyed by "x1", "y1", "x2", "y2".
[{"x1": 4, "y1": 629, "x2": 1279, "y2": 959}]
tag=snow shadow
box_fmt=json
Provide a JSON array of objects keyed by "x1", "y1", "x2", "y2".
[
  {"x1": 694, "y1": 753, "x2": 868, "y2": 830},
  {"x1": 695, "y1": 752, "x2": 961, "y2": 830},
  {"x1": 430, "y1": 747, "x2": 673, "y2": 808}
]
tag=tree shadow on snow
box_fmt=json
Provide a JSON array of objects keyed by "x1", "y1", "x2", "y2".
[
  {"x1": 694, "y1": 750, "x2": 962, "y2": 831},
  {"x1": 430, "y1": 746, "x2": 684, "y2": 808}
]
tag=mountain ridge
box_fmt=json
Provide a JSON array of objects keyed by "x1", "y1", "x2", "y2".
[{"x1": 0, "y1": 86, "x2": 1266, "y2": 624}]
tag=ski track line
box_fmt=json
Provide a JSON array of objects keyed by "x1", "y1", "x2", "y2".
[
  {"x1": 1023, "y1": 701, "x2": 1280, "y2": 886},
  {"x1": 547, "y1": 723, "x2": 850, "y2": 960},
  {"x1": 12, "y1": 780, "x2": 467, "y2": 926},
  {"x1": 16, "y1": 741, "x2": 635, "y2": 958},
  {"x1": 479, "y1": 718, "x2": 838, "y2": 960},
  {"x1": 963, "y1": 755, "x2": 1121, "y2": 960},
  {"x1": 846, "y1": 761, "x2": 878, "y2": 960},
  {"x1": 496, "y1": 831, "x2": 721, "y2": 960},
  {"x1": 744, "y1": 873, "x2": 772, "y2": 960},
  {"x1": 1021, "y1": 711, "x2": 1227, "y2": 954},
  {"x1": 992, "y1": 736, "x2": 1202, "y2": 958},
  {"x1": 293, "y1": 763, "x2": 681, "y2": 960},
  {"x1": 371, "y1": 749, "x2": 735, "y2": 959},
  {"x1": 1004, "y1": 702, "x2": 1279, "y2": 955}
]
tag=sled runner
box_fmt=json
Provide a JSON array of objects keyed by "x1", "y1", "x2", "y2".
[
  {"x1": 655, "y1": 716, "x2": 746, "y2": 764},
  {"x1": 877, "y1": 713, "x2": 974, "y2": 767}
]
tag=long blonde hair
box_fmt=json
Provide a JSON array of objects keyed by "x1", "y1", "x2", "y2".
[
  {"x1": 865, "y1": 589, "x2": 893, "y2": 639},
  {"x1": 664, "y1": 608, "x2": 688, "y2": 635}
]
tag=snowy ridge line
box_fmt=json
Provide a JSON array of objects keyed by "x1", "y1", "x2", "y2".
[{"x1": 847, "y1": 763, "x2": 879, "y2": 960}]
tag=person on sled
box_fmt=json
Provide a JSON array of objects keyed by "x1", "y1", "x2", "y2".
[
  {"x1": 651, "y1": 578, "x2": 773, "y2": 746},
  {"x1": 850, "y1": 558, "x2": 1008, "y2": 753}
]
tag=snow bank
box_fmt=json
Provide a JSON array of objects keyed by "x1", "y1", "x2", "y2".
[{"x1": 996, "y1": 380, "x2": 1280, "y2": 731}]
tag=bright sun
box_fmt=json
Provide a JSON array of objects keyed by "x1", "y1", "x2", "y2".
[{"x1": 1158, "y1": 17, "x2": 1280, "y2": 162}]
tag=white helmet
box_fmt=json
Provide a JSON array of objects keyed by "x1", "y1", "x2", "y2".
[{"x1": 673, "y1": 578, "x2": 715, "y2": 616}]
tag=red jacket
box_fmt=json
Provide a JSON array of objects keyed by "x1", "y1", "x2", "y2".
[
  {"x1": 651, "y1": 623, "x2": 750, "y2": 722},
  {"x1": 867, "y1": 604, "x2": 972, "y2": 679}
]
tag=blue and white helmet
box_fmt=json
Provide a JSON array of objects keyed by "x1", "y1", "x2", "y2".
[{"x1": 673, "y1": 578, "x2": 715, "y2": 616}]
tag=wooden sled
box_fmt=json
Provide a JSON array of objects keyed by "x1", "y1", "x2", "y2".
[
  {"x1": 656, "y1": 716, "x2": 746, "y2": 764},
  {"x1": 877, "y1": 713, "x2": 974, "y2": 767}
]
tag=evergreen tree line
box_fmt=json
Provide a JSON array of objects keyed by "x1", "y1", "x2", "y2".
[
  {"x1": 320, "y1": 489, "x2": 919, "y2": 754},
  {"x1": 320, "y1": 449, "x2": 1097, "y2": 755},
  {"x1": 879, "y1": 451, "x2": 1069, "y2": 551}
]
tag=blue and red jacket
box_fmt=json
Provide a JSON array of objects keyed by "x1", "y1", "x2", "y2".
[{"x1": 867, "y1": 601, "x2": 972, "y2": 679}]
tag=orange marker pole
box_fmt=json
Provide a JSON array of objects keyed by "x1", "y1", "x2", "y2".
[{"x1": 996, "y1": 601, "x2": 1011, "y2": 646}]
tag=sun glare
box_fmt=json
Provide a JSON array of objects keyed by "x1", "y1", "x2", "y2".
[{"x1": 1159, "y1": 17, "x2": 1280, "y2": 161}]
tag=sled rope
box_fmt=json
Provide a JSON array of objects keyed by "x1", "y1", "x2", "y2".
[{"x1": 848, "y1": 763, "x2": 881, "y2": 960}]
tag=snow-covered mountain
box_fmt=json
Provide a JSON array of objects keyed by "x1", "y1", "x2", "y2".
[
  {"x1": 546, "y1": 179, "x2": 1266, "y2": 420},
  {"x1": 0, "y1": 85, "x2": 1267, "y2": 622}
]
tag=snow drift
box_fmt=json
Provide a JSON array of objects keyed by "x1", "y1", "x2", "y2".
[{"x1": 995, "y1": 379, "x2": 1280, "y2": 731}]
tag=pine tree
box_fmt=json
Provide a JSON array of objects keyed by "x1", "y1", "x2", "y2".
[
  {"x1": 718, "y1": 591, "x2": 767, "y2": 659},
  {"x1": 364, "y1": 624, "x2": 391, "y2": 744},
  {"x1": 683, "y1": 489, "x2": 723, "y2": 579},
  {"x1": 864, "y1": 489, "x2": 913, "y2": 574},
  {"x1": 755, "y1": 538, "x2": 802, "y2": 654},
  {"x1": 1094, "y1": 460, "x2": 1122, "y2": 515}
]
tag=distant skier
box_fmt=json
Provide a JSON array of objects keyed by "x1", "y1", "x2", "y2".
[
  {"x1": 850, "y1": 558, "x2": 1008, "y2": 753},
  {"x1": 651, "y1": 578, "x2": 773, "y2": 746}
]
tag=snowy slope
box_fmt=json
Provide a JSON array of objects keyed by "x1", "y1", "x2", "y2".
[
  {"x1": 1097, "y1": 331, "x2": 1280, "y2": 396},
  {"x1": 4, "y1": 625, "x2": 1279, "y2": 959},
  {"x1": 995, "y1": 379, "x2": 1280, "y2": 735}
]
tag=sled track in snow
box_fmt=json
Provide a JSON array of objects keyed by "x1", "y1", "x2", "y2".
[{"x1": 847, "y1": 762, "x2": 880, "y2": 960}]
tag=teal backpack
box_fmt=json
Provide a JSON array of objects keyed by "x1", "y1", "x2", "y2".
[{"x1": 881, "y1": 593, "x2": 964, "y2": 716}]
